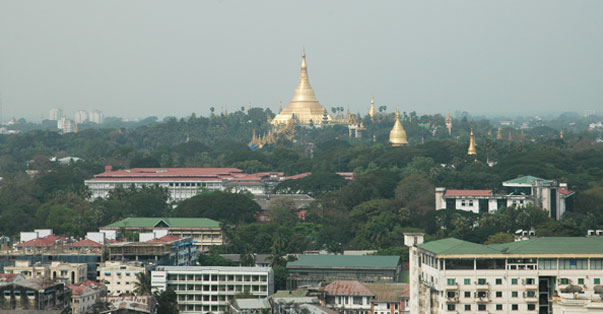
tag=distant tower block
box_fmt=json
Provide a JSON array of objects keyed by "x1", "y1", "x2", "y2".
[
  {"x1": 496, "y1": 127, "x2": 503, "y2": 140},
  {"x1": 445, "y1": 113, "x2": 453, "y2": 135},
  {"x1": 389, "y1": 109, "x2": 408, "y2": 146}
]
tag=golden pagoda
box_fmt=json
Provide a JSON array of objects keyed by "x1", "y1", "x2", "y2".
[
  {"x1": 74, "y1": 123, "x2": 79, "y2": 133},
  {"x1": 389, "y1": 109, "x2": 408, "y2": 146},
  {"x1": 560, "y1": 130, "x2": 564, "y2": 139},
  {"x1": 445, "y1": 113, "x2": 453, "y2": 135},
  {"x1": 496, "y1": 127, "x2": 503, "y2": 140},
  {"x1": 467, "y1": 128, "x2": 477, "y2": 156},
  {"x1": 248, "y1": 129, "x2": 260, "y2": 148},
  {"x1": 368, "y1": 96, "x2": 376, "y2": 120},
  {"x1": 272, "y1": 51, "x2": 332, "y2": 125}
]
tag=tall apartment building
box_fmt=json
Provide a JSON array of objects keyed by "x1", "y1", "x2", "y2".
[
  {"x1": 435, "y1": 175, "x2": 574, "y2": 220},
  {"x1": 89, "y1": 109, "x2": 104, "y2": 124},
  {"x1": 151, "y1": 266, "x2": 274, "y2": 314},
  {"x1": 49, "y1": 108, "x2": 63, "y2": 120},
  {"x1": 404, "y1": 233, "x2": 603, "y2": 314},
  {"x1": 57, "y1": 116, "x2": 75, "y2": 133},
  {"x1": 74, "y1": 110, "x2": 88, "y2": 124}
]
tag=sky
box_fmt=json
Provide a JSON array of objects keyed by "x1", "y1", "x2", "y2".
[{"x1": 0, "y1": 0, "x2": 602, "y2": 122}]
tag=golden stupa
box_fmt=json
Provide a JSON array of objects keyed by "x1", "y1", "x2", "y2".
[
  {"x1": 496, "y1": 127, "x2": 503, "y2": 140},
  {"x1": 272, "y1": 51, "x2": 332, "y2": 125},
  {"x1": 368, "y1": 96, "x2": 376, "y2": 120},
  {"x1": 445, "y1": 113, "x2": 453, "y2": 135},
  {"x1": 389, "y1": 109, "x2": 408, "y2": 146},
  {"x1": 467, "y1": 128, "x2": 477, "y2": 156}
]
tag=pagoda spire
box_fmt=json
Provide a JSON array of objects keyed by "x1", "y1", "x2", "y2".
[
  {"x1": 467, "y1": 128, "x2": 477, "y2": 156},
  {"x1": 389, "y1": 109, "x2": 408, "y2": 146}
]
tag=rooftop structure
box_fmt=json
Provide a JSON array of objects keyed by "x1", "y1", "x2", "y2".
[
  {"x1": 405, "y1": 233, "x2": 603, "y2": 314},
  {"x1": 0, "y1": 278, "x2": 70, "y2": 312},
  {"x1": 106, "y1": 235, "x2": 196, "y2": 266},
  {"x1": 272, "y1": 51, "x2": 332, "y2": 126},
  {"x1": 229, "y1": 298, "x2": 271, "y2": 314}
]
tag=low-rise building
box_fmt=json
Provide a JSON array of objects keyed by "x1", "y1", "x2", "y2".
[
  {"x1": 435, "y1": 175, "x2": 575, "y2": 219},
  {"x1": 286, "y1": 255, "x2": 402, "y2": 290},
  {"x1": 101, "y1": 217, "x2": 222, "y2": 252},
  {"x1": 220, "y1": 254, "x2": 271, "y2": 267},
  {"x1": 100, "y1": 295, "x2": 156, "y2": 314},
  {"x1": 322, "y1": 280, "x2": 375, "y2": 314},
  {"x1": 0, "y1": 278, "x2": 70, "y2": 313},
  {"x1": 69, "y1": 280, "x2": 106, "y2": 314},
  {"x1": 229, "y1": 298, "x2": 271, "y2": 314},
  {"x1": 4, "y1": 260, "x2": 87, "y2": 284},
  {"x1": 404, "y1": 233, "x2": 603, "y2": 314},
  {"x1": 97, "y1": 261, "x2": 151, "y2": 296},
  {"x1": 151, "y1": 266, "x2": 274, "y2": 314}
]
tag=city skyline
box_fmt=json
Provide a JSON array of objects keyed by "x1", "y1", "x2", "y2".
[{"x1": 1, "y1": 0, "x2": 602, "y2": 121}]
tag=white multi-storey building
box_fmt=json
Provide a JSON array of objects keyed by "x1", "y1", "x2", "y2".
[
  {"x1": 74, "y1": 110, "x2": 88, "y2": 124},
  {"x1": 85, "y1": 166, "x2": 246, "y2": 201},
  {"x1": 89, "y1": 110, "x2": 104, "y2": 124},
  {"x1": 151, "y1": 266, "x2": 274, "y2": 314},
  {"x1": 49, "y1": 108, "x2": 63, "y2": 120},
  {"x1": 57, "y1": 116, "x2": 75, "y2": 133},
  {"x1": 97, "y1": 261, "x2": 149, "y2": 296},
  {"x1": 404, "y1": 233, "x2": 603, "y2": 314},
  {"x1": 435, "y1": 175, "x2": 575, "y2": 220}
]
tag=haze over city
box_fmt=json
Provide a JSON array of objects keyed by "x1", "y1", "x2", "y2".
[{"x1": 1, "y1": 0, "x2": 602, "y2": 121}]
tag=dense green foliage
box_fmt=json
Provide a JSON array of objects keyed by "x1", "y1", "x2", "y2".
[{"x1": 0, "y1": 109, "x2": 602, "y2": 264}]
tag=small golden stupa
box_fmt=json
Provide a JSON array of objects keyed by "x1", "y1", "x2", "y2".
[
  {"x1": 368, "y1": 96, "x2": 376, "y2": 120},
  {"x1": 445, "y1": 113, "x2": 453, "y2": 135},
  {"x1": 272, "y1": 51, "x2": 332, "y2": 125},
  {"x1": 467, "y1": 128, "x2": 477, "y2": 156},
  {"x1": 389, "y1": 109, "x2": 408, "y2": 146}
]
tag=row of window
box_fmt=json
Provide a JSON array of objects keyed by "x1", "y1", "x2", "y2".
[
  {"x1": 167, "y1": 284, "x2": 267, "y2": 292},
  {"x1": 447, "y1": 277, "x2": 536, "y2": 285},
  {"x1": 448, "y1": 303, "x2": 536, "y2": 311},
  {"x1": 447, "y1": 290, "x2": 537, "y2": 299},
  {"x1": 424, "y1": 257, "x2": 603, "y2": 271},
  {"x1": 167, "y1": 274, "x2": 267, "y2": 282}
]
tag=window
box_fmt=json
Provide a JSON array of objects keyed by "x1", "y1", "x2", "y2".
[
  {"x1": 464, "y1": 304, "x2": 471, "y2": 311},
  {"x1": 461, "y1": 201, "x2": 466, "y2": 206},
  {"x1": 559, "y1": 258, "x2": 587, "y2": 270},
  {"x1": 496, "y1": 278, "x2": 502, "y2": 285},
  {"x1": 477, "y1": 278, "x2": 486, "y2": 285},
  {"x1": 447, "y1": 304, "x2": 455, "y2": 311},
  {"x1": 464, "y1": 278, "x2": 470, "y2": 285},
  {"x1": 496, "y1": 304, "x2": 503, "y2": 311},
  {"x1": 595, "y1": 278, "x2": 600, "y2": 285},
  {"x1": 496, "y1": 291, "x2": 502, "y2": 298},
  {"x1": 578, "y1": 278, "x2": 585, "y2": 285},
  {"x1": 527, "y1": 304, "x2": 536, "y2": 311},
  {"x1": 592, "y1": 259, "x2": 603, "y2": 269},
  {"x1": 525, "y1": 278, "x2": 535, "y2": 285},
  {"x1": 511, "y1": 278, "x2": 518, "y2": 285},
  {"x1": 511, "y1": 291, "x2": 518, "y2": 297},
  {"x1": 512, "y1": 304, "x2": 518, "y2": 311},
  {"x1": 478, "y1": 304, "x2": 486, "y2": 311},
  {"x1": 560, "y1": 278, "x2": 569, "y2": 285},
  {"x1": 464, "y1": 291, "x2": 470, "y2": 298},
  {"x1": 353, "y1": 297, "x2": 362, "y2": 305},
  {"x1": 447, "y1": 278, "x2": 456, "y2": 285},
  {"x1": 526, "y1": 291, "x2": 536, "y2": 298}
]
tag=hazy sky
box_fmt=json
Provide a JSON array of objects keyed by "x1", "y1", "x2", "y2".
[{"x1": 1, "y1": 0, "x2": 602, "y2": 121}]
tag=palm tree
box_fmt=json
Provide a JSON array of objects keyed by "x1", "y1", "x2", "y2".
[{"x1": 134, "y1": 271, "x2": 152, "y2": 296}]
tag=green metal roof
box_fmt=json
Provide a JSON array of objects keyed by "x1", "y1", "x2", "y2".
[
  {"x1": 105, "y1": 217, "x2": 220, "y2": 229},
  {"x1": 419, "y1": 238, "x2": 501, "y2": 255},
  {"x1": 287, "y1": 255, "x2": 400, "y2": 268},
  {"x1": 502, "y1": 175, "x2": 551, "y2": 186},
  {"x1": 420, "y1": 237, "x2": 603, "y2": 256}
]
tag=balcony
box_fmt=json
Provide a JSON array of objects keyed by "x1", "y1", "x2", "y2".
[
  {"x1": 445, "y1": 284, "x2": 458, "y2": 291},
  {"x1": 525, "y1": 296, "x2": 538, "y2": 303},
  {"x1": 474, "y1": 282, "x2": 489, "y2": 290},
  {"x1": 446, "y1": 295, "x2": 459, "y2": 303}
]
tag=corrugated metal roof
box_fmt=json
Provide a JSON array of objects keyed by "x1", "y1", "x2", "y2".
[
  {"x1": 287, "y1": 255, "x2": 400, "y2": 268},
  {"x1": 502, "y1": 175, "x2": 551, "y2": 186},
  {"x1": 104, "y1": 217, "x2": 220, "y2": 229},
  {"x1": 445, "y1": 189, "x2": 492, "y2": 197},
  {"x1": 420, "y1": 237, "x2": 603, "y2": 256},
  {"x1": 323, "y1": 281, "x2": 375, "y2": 296}
]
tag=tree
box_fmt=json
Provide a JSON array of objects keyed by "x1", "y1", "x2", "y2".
[
  {"x1": 484, "y1": 232, "x2": 514, "y2": 244},
  {"x1": 173, "y1": 191, "x2": 260, "y2": 224},
  {"x1": 134, "y1": 272, "x2": 152, "y2": 296},
  {"x1": 154, "y1": 288, "x2": 179, "y2": 314},
  {"x1": 395, "y1": 173, "x2": 435, "y2": 218}
]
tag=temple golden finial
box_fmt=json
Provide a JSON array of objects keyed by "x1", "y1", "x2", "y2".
[
  {"x1": 389, "y1": 109, "x2": 408, "y2": 146},
  {"x1": 467, "y1": 128, "x2": 477, "y2": 156},
  {"x1": 560, "y1": 130, "x2": 564, "y2": 139},
  {"x1": 445, "y1": 113, "x2": 453, "y2": 135},
  {"x1": 496, "y1": 127, "x2": 503, "y2": 140},
  {"x1": 368, "y1": 96, "x2": 376, "y2": 120}
]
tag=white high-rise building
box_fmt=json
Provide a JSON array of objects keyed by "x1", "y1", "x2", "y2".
[
  {"x1": 74, "y1": 110, "x2": 88, "y2": 124},
  {"x1": 57, "y1": 117, "x2": 75, "y2": 133},
  {"x1": 49, "y1": 108, "x2": 63, "y2": 121},
  {"x1": 89, "y1": 110, "x2": 104, "y2": 124},
  {"x1": 404, "y1": 233, "x2": 603, "y2": 314}
]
